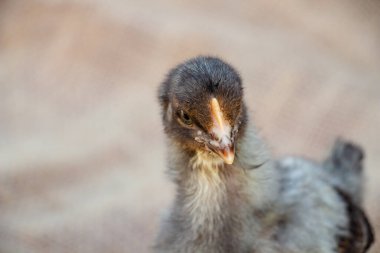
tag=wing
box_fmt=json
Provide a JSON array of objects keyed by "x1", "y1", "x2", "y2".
[{"x1": 336, "y1": 189, "x2": 375, "y2": 253}]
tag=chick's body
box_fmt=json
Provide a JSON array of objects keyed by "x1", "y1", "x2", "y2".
[{"x1": 154, "y1": 56, "x2": 374, "y2": 253}]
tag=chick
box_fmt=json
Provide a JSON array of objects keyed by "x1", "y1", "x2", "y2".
[{"x1": 154, "y1": 56, "x2": 374, "y2": 253}]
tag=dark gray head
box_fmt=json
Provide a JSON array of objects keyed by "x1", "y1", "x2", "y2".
[{"x1": 158, "y1": 56, "x2": 247, "y2": 164}]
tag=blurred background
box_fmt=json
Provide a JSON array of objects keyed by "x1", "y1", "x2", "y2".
[{"x1": 1, "y1": 0, "x2": 380, "y2": 252}]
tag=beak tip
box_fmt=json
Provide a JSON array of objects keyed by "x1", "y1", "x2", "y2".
[
  {"x1": 225, "y1": 160, "x2": 234, "y2": 165},
  {"x1": 221, "y1": 151, "x2": 235, "y2": 165}
]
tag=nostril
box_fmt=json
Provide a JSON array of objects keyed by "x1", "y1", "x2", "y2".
[{"x1": 209, "y1": 132, "x2": 219, "y2": 141}]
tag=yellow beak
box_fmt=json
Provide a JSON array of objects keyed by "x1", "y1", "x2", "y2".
[{"x1": 210, "y1": 97, "x2": 235, "y2": 164}]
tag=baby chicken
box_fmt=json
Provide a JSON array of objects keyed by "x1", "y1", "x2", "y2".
[{"x1": 154, "y1": 56, "x2": 374, "y2": 253}]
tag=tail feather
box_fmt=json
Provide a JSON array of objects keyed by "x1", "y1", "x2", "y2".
[
  {"x1": 336, "y1": 188, "x2": 375, "y2": 253},
  {"x1": 323, "y1": 139, "x2": 364, "y2": 205}
]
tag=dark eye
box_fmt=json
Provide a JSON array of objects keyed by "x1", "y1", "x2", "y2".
[{"x1": 179, "y1": 110, "x2": 193, "y2": 125}]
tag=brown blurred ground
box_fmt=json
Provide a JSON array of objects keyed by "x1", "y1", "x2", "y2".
[{"x1": 1, "y1": 0, "x2": 380, "y2": 252}]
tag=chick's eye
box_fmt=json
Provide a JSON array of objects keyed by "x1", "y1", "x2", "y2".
[{"x1": 179, "y1": 110, "x2": 193, "y2": 125}]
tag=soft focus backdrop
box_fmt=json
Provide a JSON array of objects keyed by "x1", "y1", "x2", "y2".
[{"x1": 1, "y1": 0, "x2": 379, "y2": 252}]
